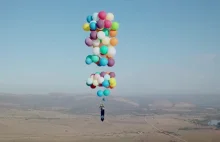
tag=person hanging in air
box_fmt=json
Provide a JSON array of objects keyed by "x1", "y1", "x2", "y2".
[{"x1": 99, "y1": 103, "x2": 105, "y2": 122}]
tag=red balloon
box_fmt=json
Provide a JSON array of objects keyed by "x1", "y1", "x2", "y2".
[
  {"x1": 98, "y1": 11, "x2": 106, "y2": 20},
  {"x1": 99, "y1": 84, "x2": 102, "y2": 87},
  {"x1": 90, "y1": 84, "x2": 96, "y2": 89}
]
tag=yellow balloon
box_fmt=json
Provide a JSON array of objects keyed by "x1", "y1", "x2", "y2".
[
  {"x1": 109, "y1": 78, "x2": 116, "y2": 84},
  {"x1": 110, "y1": 82, "x2": 116, "y2": 88},
  {"x1": 83, "y1": 23, "x2": 90, "y2": 31}
]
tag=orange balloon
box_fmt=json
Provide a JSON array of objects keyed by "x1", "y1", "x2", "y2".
[
  {"x1": 109, "y1": 30, "x2": 117, "y2": 37},
  {"x1": 106, "y1": 71, "x2": 110, "y2": 74},
  {"x1": 110, "y1": 37, "x2": 118, "y2": 46},
  {"x1": 110, "y1": 86, "x2": 114, "y2": 89}
]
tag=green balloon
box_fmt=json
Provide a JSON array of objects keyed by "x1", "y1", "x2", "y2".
[
  {"x1": 111, "y1": 22, "x2": 119, "y2": 30},
  {"x1": 86, "y1": 55, "x2": 92, "y2": 59},
  {"x1": 103, "y1": 28, "x2": 109, "y2": 36},
  {"x1": 95, "y1": 72, "x2": 100, "y2": 74},
  {"x1": 100, "y1": 45, "x2": 108, "y2": 55},
  {"x1": 91, "y1": 55, "x2": 99, "y2": 62}
]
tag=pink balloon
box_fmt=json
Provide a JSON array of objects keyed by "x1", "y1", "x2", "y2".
[
  {"x1": 98, "y1": 11, "x2": 106, "y2": 20},
  {"x1": 104, "y1": 20, "x2": 112, "y2": 28}
]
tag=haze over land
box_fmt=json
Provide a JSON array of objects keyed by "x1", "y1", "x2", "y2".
[{"x1": 0, "y1": 93, "x2": 220, "y2": 142}]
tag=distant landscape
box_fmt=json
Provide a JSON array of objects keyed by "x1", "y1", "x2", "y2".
[{"x1": 0, "y1": 93, "x2": 219, "y2": 142}]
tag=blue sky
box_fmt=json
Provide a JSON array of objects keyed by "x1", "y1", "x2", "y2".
[{"x1": 0, "y1": 0, "x2": 219, "y2": 95}]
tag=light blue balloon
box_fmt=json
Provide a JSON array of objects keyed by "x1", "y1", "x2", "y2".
[
  {"x1": 85, "y1": 57, "x2": 92, "y2": 65},
  {"x1": 103, "y1": 89, "x2": 110, "y2": 96},
  {"x1": 90, "y1": 21, "x2": 97, "y2": 31},
  {"x1": 102, "y1": 80, "x2": 110, "y2": 88},
  {"x1": 99, "y1": 57, "x2": 108, "y2": 66},
  {"x1": 97, "y1": 90, "x2": 103, "y2": 97},
  {"x1": 86, "y1": 15, "x2": 93, "y2": 23}
]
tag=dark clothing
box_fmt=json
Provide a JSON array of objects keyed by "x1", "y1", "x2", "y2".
[{"x1": 100, "y1": 108, "x2": 105, "y2": 121}]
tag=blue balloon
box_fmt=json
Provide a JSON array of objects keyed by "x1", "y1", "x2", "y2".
[
  {"x1": 103, "y1": 89, "x2": 110, "y2": 96},
  {"x1": 97, "y1": 90, "x2": 103, "y2": 97},
  {"x1": 85, "y1": 57, "x2": 92, "y2": 65},
  {"x1": 99, "y1": 57, "x2": 108, "y2": 66},
  {"x1": 102, "y1": 80, "x2": 109, "y2": 88},
  {"x1": 90, "y1": 22, "x2": 97, "y2": 31},
  {"x1": 86, "y1": 15, "x2": 93, "y2": 23}
]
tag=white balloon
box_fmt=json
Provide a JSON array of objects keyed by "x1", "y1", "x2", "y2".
[
  {"x1": 102, "y1": 37, "x2": 110, "y2": 45},
  {"x1": 92, "y1": 39, "x2": 100, "y2": 47},
  {"x1": 90, "y1": 75, "x2": 94, "y2": 79},
  {"x1": 98, "y1": 77, "x2": 104, "y2": 84},
  {"x1": 104, "y1": 74, "x2": 110, "y2": 80},
  {"x1": 106, "y1": 13, "x2": 114, "y2": 21},
  {"x1": 97, "y1": 31, "x2": 105, "y2": 40},
  {"x1": 93, "y1": 47, "x2": 100, "y2": 55},
  {"x1": 86, "y1": 78, "x2": 93, "y2": 85},
  {"x1": 94, "y1": 74, "x2": 100, "y2": 79},
  {"x1": 93, "y1": 79, "x2": 99, "y2": 86},
  {"x1": 92, "y1": 12, "x2": 99, "y2": 21},
  {"x1": 107, "y1": 47, "x2": 116, "y2": 57}
]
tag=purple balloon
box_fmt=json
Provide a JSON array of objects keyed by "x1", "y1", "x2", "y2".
[
  {"x1": 109, "y1": 72, "x2": 116, "y2": 78},
  {"x1": 108, "y1": 58, "x2": 115, "y2": 67},
  {"x1": 85, "y1": 37, "x2": 93, "y2": 47},
  {"x1": 100, "y1": 72, "x2": 106, "y2": 77},
  {"x1": 90, "y1": 31, "x2": 97, "y2": 40},
  {"x1": 97, "y1": 20, "x2": 104, "y2": 29}
]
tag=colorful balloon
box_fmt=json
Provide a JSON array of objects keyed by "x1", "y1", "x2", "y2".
[
  {"x1": 85, "y1": 57, "x2": 92, "y2": 65},
  {"x1": 107, "y1": 47, "x2": 116, "y2": 57},
  {"x1": 102, "y1": 80, "x2": 110, "y2": 88},
  {"x1": 109, "y1": 30, "x2": 117, "y2": 37},
  {"x1": 100, "y1": 45, "x2": 108, "y2": 55},
  {"x1": 99, "y1": 57, "x2": 108, "y2": 66},
  {"x1": 109, "y1": 72, "x2": 116, "y2": 78},
  {"x1": 92, "y1": 39, "x2": 100, "y2": 47},
  {"x1": 102, "y1": 37, "x2": 110, "y2": 45},
  {"x1": 86, "y1": 78, "x2": 93, "y2": 85},
  {"x1": 91, "y1": 55, "x2": 99, "y2": 63},
  {"x1": 110, "y1": 37, "x2": 118, "y2": 46},
  {"x1": 93, "y1": 47, "x2": 100, "y2": 55},
  {"x1": 98, "y1": 11, "x2": 106, "y2": 20},
  {"x1": 85, "y1": 37, "x2": 93, "y2": 47},
  {"x1": 83, "y1": 23, "x2": 90, "y2": 31},
  {"x1": 107, "y1": 58, "x2": 115, "y2": 67},
  {"x1": 104, "y1": 74, "x2": 110, "y2": 80},
  {"x1": 90, "y1": 84, "x2": 96, "y2": 89},
  {"x1": 104, "y1": 20, "x2": 112, "y2": 28},
  {"x1": 111, "y1": 22, "x2": 119, "y2": 30},
  {"x1": 90, "y1": 31, "x2": 97, "y2": 40},
  {"x1": 103, "y1": 89, "x2": 110, "y2": 96},
  {"x1": 90, "y1": 21, "x2": 97, "y2": 31},
  {"x1": 92, "y1": 12, "x2": 99, "y2": 21},
  {"x1": 97, "y1": 20, "x2": 104, "y2": 29},
  {"x1": 97, "y1": 90, "x2": 103, "y2": 97},
  {"x1": 106, "y1": 13, "x2": 114, "y2": 21},
  {"x1": 87, "y1": 15, "x2": 93, "y2": 23},
  {"x1": 103, "y1": 28, "x2": 109, "y2": 36},
  {"x1": 100, "y1": 72, "x2": 106, "y2": 77},
  {"x1": 97, "y1": 77, "x2": 104, "y2": 84},
  {"x1": 93, "y1": 80, "x2": 99, "y2": 86},
  {"x1": 97, "y1": 31, "x2": 105, "y2": 39}
]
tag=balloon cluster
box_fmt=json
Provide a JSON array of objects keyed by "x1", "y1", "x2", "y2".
[
  {"x1": 83, "y1": 11, "x2": 119, "y2": 99},
  {"x1": 83, "y1": 11, "x2": 119, "y2": 67},
  {"x1": 86, "y1": 71, "x2": 116, "y2": 97}
]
